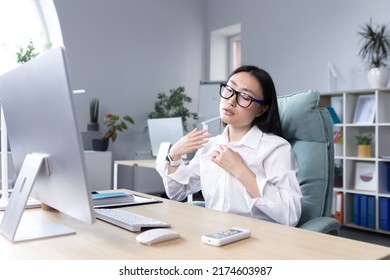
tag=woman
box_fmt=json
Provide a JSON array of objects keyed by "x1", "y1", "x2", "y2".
[{"x1": 156, "y1": 65, "x2": 302, "y2": 226}]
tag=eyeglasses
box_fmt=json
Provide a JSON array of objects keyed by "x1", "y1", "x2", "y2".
[{"x1": 219, "y1": 83, "x2": 265, "y2": 108}]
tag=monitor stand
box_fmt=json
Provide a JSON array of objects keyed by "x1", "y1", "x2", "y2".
[{"x1": 0, "y1": 153, "x2": 75, "y2": 243}]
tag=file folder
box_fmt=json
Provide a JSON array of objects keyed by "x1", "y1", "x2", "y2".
[
  {"x1": 367, "y1": 196, "x2": 376, "y2": 229},
  {"x1": 335, "y1": 192, "x2": 343, "y2": 223},
  {"x1": 379, "y1": 197, "x2": 390, "y2": 231},
  {"x1": 353, "y1": 194, "x2": 361, "y2": 226},
  {"x1": 360, "y1": 195, "x2": 368, "y2": 227}
]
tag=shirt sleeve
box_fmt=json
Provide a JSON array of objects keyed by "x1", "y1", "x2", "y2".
[
  {"x1": 247, "y1": 144, "x2": 302, "y2": 227},
  {"x1": 155, "y1": 152, "x2": 202, "y2": 201}
]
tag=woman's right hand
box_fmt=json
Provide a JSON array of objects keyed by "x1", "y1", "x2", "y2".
[{"x1": 169, "y1": 128, "x2": 210, "y2": 160}]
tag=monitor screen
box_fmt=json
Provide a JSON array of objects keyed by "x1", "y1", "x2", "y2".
[
  {"x1": 0, "y1": 47, "x2": 95, "y2": 242},
  {"x1": 147, "y1": 117, "x2": 184, "y2": 157}
]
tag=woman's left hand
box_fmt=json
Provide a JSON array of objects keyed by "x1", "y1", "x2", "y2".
[{"x1": 210, "y1": 145, "x2": 244, "y2": 176}]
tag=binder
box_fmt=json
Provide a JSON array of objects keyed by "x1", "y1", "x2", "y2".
[
  {"x1": 379, "y1": 197, "x2": 390, "y2": 231},
  {"x1": 367, "y1": 196, "x2": 376, "y2": 229},
  {"x1": 326, "y1": 107, "x2": 341, "y2": 124},
  {"x1": 353, "y1": 194, "x2": 361, "y2": 225},
  {"x1": 335, "y1": 192, "x2": 343, "y2": 223},
  {"x1": 387, "y1": 163, "x2": 390, "y2": 192},
  {"x1": 360, "y1": 195, "x2": 368, "y2": 227}
]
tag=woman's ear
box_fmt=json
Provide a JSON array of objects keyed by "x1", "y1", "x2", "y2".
[{"x1": 256, "y1": 105, "x2": 269, "y2": 117}]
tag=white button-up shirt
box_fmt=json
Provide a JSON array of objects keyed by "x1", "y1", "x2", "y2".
[{"x1": 156, "y1": 126, "x2": 302, "y2": 226}]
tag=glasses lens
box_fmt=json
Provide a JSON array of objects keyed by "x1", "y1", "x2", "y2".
[
  {"x1": 220, "y1": 84, "x2": 233, "y2": 99},
  {"x1": 236, "y1": 93, "x2": 252, "y2": 108}
]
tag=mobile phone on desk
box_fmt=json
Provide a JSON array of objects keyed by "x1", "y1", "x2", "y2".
[{"x1": 201, "y1": 227, "x2": 251, "y2": 246}]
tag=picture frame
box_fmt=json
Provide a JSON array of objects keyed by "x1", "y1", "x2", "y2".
[
  {"x1": 354, "y1": 162, "x2": 376, "y2": 191},
  {"x1": 353, "y1": 95, "x2": 375, "y2": 124}
]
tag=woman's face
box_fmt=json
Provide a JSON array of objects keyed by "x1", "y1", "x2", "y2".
[{"x1": 219, "y1": 71, "x2": 265, "y2": 130}]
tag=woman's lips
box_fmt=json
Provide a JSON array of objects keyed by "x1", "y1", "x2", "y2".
[{"x1": 223, "y1": 108, "x2": 234, "y2": 116}]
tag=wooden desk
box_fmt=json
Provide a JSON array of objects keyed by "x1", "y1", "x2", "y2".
[{"x1": 0, "y1": 190, "x2": 389, "y2": 260}]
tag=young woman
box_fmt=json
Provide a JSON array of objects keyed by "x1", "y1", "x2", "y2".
[{"x1": 156, "y1": 65, "x2": 302, "y2": 226}]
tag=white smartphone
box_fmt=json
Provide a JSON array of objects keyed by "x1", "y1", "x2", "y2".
[{"x1": 201, "y1": 227, "x2": 251, "y2": 246}]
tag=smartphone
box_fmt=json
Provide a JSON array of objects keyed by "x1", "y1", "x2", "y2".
[{"x1": 201, "y1": 227, "x2": 251, "y2": 246}]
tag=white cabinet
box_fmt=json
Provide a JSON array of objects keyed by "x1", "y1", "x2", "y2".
[{"x1": 320, "y1": 88, "x2": 390, "y2": 234}]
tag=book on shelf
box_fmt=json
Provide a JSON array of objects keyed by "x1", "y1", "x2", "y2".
[
  {"x1": 353, "y1": 194, "x2": 360, "y2": 226},
  {"x1": 360, "y1": 195, "x2": 368, "y2": 227},
  {"x1": 379, "y1": 197, "x2": 390, "y2": 231},
  {"x1": 367, "y1": 196, "x2": 376, "y2": 229},
  {"x1": 335, "y1": 192, "x2": 343, "y2": 223},
  {"x1": 326, "y1": 107, "x2": 341, "y2": 124}
]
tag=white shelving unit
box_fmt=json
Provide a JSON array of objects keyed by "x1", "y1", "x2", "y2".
[{"x1": 320, "y1": 88, "x2": 390, "y2": 235}]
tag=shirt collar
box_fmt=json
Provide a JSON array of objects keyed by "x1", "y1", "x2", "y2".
[{"x1": 221, "y1": 125, "x2": 263, "y2": 149}]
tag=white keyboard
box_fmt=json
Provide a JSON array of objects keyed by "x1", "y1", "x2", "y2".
[{"x1": 95, "y1": 208, "x2": 171, "y2": 232}]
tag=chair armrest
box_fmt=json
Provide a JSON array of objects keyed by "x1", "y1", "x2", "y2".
[{"x1": 299, "y1": 217, "x2": 341, "y2": 235}]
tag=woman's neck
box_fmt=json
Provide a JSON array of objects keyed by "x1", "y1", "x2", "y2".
[{"x1": 227, "y1": 125, "x2": 251, "y2": 142}]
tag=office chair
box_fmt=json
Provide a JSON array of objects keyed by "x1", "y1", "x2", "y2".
[
  {"x1": 277, "y1": 89, "x2": 340, "y2": 235},
  {"x1": 190, "y1": 89, "x2": 341, "y2": 235}
]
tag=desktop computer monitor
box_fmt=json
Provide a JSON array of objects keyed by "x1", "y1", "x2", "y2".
[
  {"x1": 147, "y1": 117, "x2": 184, "y2": 157},
  {"x1": 0, "y1": 47, "x2": 95, "y2": 242}
]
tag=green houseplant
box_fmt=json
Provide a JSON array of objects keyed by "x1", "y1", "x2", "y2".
[
  {"x1": 16, "y1": 40, "x2": 39, "y2": 64},
  {"x1": 92, "y1": 113, "x2": 135, "y2": 151},
  {"x1": 355, "y1": 134, "x2": 373, "y2": 158},
  {"x1": 87, "y1": 98, "x2": 100, "y2": 131},
  {"x1": 148, "y1": 86, "x2": 197, "y2": 132},
  {"x1": 358, "y1": 19, "x2": 390, "y2": 88}
]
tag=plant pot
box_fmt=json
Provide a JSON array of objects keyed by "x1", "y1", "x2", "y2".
[
  {"x1": 334, "y1": 176, "x2": 343, "y2": 188},
  {"x1": 357, "y1": 144, "x2": 372, "y2": 158},
  {"x1": 87, "y1": 122, "x2": 100, "y2": 131},
  {"x1": 367, "y1": 67, "x2": 390, "y2": 88},
  {"x1": 92, "y1": 139, "x2": 109, "y2": 151}
]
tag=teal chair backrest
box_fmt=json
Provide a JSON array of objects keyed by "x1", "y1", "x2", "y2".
[{"x1": 277, "y1": 90, "x2": 334, "y2": 226}]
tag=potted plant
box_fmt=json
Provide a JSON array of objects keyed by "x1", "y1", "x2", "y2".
[
  {"x1": 355, "y1": 134, "x2": 373, "y2": 157},
  {"x1": 87, "y1": 98, "x2": 100, "y2": 131},
  {"x1": 92, "y1": 113, "x2": 135, "y2": 151},
  {"x1": 148, "y1": 86, "x2": 197, "y2": 132},
  {"x1": 16, "y1": 40, "x2": 39, "y2": 64},
  {"x1": 358, "y1": 19, "x2": 390, "y2": 88}
]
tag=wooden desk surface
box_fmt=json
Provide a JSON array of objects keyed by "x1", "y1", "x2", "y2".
[
  {"x1": 1, "y1": 190, "x2": 389, "y2": 260},
  {"x1": 114, "y1": 159, "x2": 156, "y2": 168}
]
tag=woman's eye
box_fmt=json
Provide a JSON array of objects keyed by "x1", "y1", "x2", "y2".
[{"x1": 240, "y1": 93, "x2": 252, "y2": 101}]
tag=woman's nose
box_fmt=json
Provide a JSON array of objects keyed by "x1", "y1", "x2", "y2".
[{"x1": 227, "y1": 94, "x2": 237, "y2": 107}]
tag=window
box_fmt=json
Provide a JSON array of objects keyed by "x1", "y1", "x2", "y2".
[
  {"x1": 229, "y1": 34, "x2": 241, "y2": 72},
  {"x1": 210, "y1": 23, "x2": 241, "y2": 81},
  {"x1": 0, "y1": 0, "x2": 62, "y2": 75}
]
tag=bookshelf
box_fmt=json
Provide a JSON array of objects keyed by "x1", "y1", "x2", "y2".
[{"x1": 320, "y1": 88, "x2": 390, "y2": 234}]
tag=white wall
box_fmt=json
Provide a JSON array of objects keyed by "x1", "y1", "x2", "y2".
[{"x1": 207, "y1": 0, "x2": 390, "y2": 95}]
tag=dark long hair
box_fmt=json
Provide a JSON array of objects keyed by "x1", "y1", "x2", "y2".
[{"x1": 228, "y1": 65, "x2": 284, "y2": 138}]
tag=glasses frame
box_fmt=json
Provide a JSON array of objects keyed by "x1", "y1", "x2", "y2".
[{"x1": 219, "y1": 83, "x2": 265, "y2": 108}]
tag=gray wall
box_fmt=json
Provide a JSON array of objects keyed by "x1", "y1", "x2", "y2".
[{"x1": 53, "y1": 0, "x2": 390, "y2": 189}]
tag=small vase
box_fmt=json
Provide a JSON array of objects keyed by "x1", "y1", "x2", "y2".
[
  {"x1": 367, "y1": 67, "x2": 390, "y2": 88},
  {"x1": 357, "y1": 144, "x2": 372, "y2": 158},
  {"x1": 92, "y1": 139, "x2": 109, "y2": 151},
  {"x1": 87, "y1": 122, "x2": 100, "y2": 131}
]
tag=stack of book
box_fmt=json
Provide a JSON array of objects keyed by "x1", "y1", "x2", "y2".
[{"x1": 92, "y1": 192, "x2": 134, "y2": 208}]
